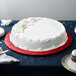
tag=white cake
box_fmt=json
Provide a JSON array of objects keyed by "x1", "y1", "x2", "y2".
[{"x1": 10, "y1": 17, "x2": 68, "y2": 52}]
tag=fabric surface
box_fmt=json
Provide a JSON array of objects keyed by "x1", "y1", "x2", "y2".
[
  {"x1": 0, "y1": 20, "x2": 75, "y2": 66},
  {"x1": 0, "y1": 20, "x2": 76, "y2": 75}
]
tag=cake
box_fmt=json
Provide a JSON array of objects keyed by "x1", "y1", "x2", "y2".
[
  {"x1": 10, "y1": 17, "x2": 68, "y2": 52},
  {"x1": 71, "y1": 49, "x2": 76, "y2": 62}
]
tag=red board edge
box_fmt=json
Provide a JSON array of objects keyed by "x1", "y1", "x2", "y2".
[{"x1": 4, "y1": 32, "x2": 72, "y2": 55}]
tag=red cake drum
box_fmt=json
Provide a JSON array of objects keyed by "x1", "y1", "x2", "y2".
[
  {"x1": 4, "y1": 17, "x2": 72, "y2": 55},
  {"x1": 5, "y1": 32, "x2": 72, "y2": 55}
]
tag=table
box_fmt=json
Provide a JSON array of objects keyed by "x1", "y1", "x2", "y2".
[{"x1": 0, "y1": 20, "x2": 76, "y2": 76}]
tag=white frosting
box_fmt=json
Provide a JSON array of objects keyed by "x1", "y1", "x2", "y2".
[
  {"x1": 72, "y1": 49, "x2": 76, "y2": 56},
  {"x1": 1, "y1": 20, "x2": 12, "y2": 26},
  {"x1": 0, "y1": 27, "x2": 5, "y2": 37},
  {"x1": 10, "y1": 17, "x2": 68, "y2": 52}
]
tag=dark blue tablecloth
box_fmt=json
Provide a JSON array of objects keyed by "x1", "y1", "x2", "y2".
[{"x1": 0, "y1": 21, "x2": 76, "y2": 76}]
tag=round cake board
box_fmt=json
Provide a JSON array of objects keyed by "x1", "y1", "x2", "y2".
[{"x1": 4, "y1": 32, "x2": 72, "y2": 55}]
